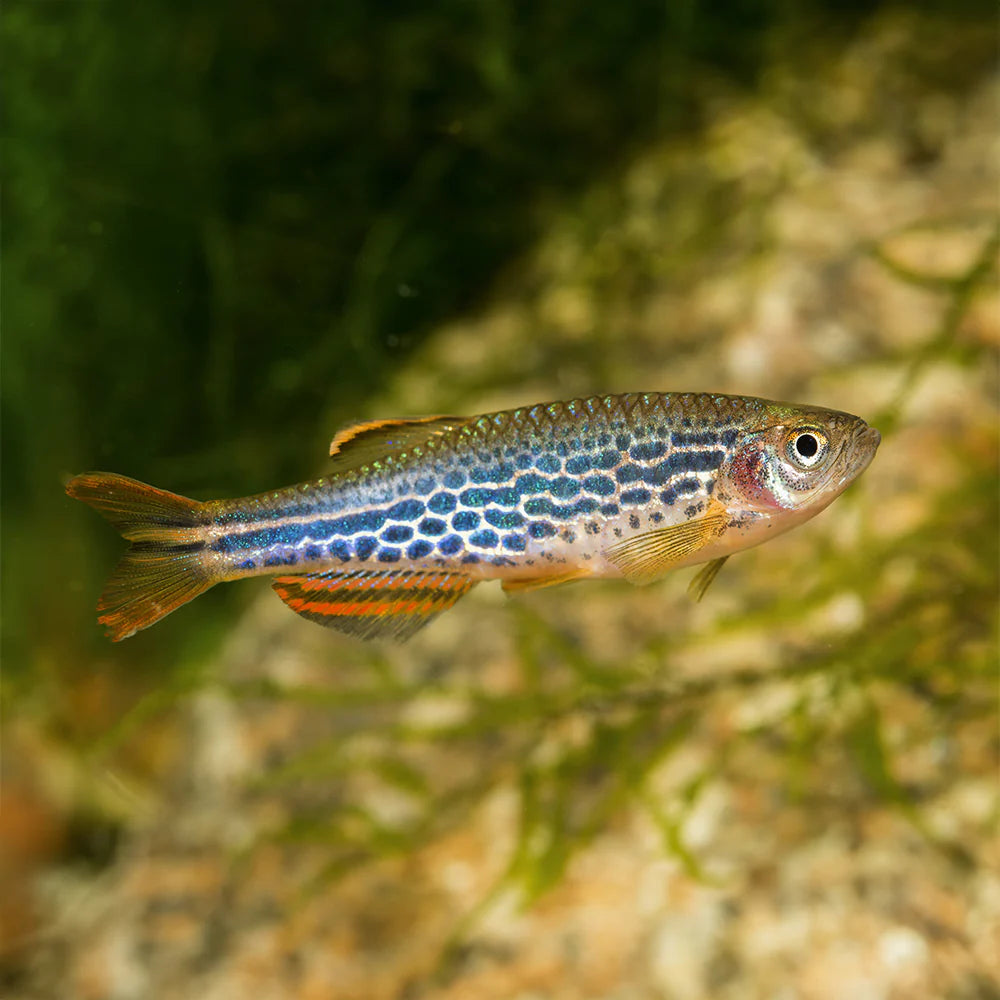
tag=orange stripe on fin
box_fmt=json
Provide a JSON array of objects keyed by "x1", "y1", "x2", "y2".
[{"x1": 271, "y1": 570, "x2": 475, "y2": 641}]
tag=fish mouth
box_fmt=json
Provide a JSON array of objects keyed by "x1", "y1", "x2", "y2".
[
  {"x1": 858, "y1": 424, "x2": 881, "y2": 449},
  {"x1": 835, "y1": 421, "x2": 881, "y2": 487},
  {"x1": 853, "y1": 422, "x2": 881, "y2": 463}
]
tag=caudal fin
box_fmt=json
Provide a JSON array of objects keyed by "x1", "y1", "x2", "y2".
[{"x1": 66, "y1": 472, "x2": 215, "y2": 641}]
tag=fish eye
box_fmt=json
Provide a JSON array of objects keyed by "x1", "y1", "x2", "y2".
[
  {"x1": 786, "y1": 429, "x2": 828, "y2": 469},
  {"x1": 796, "y1": 433, "x2": 818, "y2": 458}
]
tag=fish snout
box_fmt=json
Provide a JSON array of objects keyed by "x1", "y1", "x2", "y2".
[
  {"x1": 843, "y1": 421, "x2": 881, "y2": 480},
  {"x1": 859, "y1": 424, "x2": 881, "y2": 451}
]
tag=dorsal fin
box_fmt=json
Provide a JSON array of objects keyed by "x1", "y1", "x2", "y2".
[{"x1": 328, "y1": 415, "x2": 469, "y2": 473}]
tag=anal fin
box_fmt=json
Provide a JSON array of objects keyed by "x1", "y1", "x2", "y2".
[
  {"x1": 271, "y1": 569, "x2": 474, "y2": 641},
  {"x1": 501, "y1": 568, "x2": 590, "y2": 594},
  {"x1": 605, "y1": 502, "x2": 729, "y2": 586}
]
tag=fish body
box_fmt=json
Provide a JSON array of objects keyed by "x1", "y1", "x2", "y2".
[{"x1": 66, "y1": 392, "x2": 880, "y2": 641}]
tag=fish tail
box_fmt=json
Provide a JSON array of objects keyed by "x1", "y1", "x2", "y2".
[{"x1": 66, "y1": 472, "x2": 215, "y2": 641}]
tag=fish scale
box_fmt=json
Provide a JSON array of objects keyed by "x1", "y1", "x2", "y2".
[{"x1": 66, "y1": 392, "x2": 880, "y2": 641}]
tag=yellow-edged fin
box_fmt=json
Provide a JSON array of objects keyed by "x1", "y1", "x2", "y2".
[
  {"x1": 688, "y1": 556, "x2": 730, "y2": 602},
  {"x1": 605, "y1": 503, "x2": 729, "y2": 586},
  {"x1": 501, "y1": 568, "x2": 591, "y2": 594},
  {"x1": 328, "y1": 415, "x2": 468, "y2": 472},
  {"x1": 271, "y1": 569, "x2": 475, "y2": 641}
]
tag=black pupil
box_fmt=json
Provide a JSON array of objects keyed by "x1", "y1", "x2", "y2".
[{"x1": 796, "y1": 434, "x2": 819, "y2": 458}]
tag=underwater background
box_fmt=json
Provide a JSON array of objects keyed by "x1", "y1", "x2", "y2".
[{"x1": 3, "y1": 2, "x2": 998, "y2": 997}]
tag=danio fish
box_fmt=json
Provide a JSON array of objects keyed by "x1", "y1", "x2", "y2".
[{"x1": 66, "y1": 393, "x2": 880, "y2": 641}]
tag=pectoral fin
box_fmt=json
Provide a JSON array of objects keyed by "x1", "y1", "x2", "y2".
[{"x1": 605, "y1": 504, "x2": 728, "y2": 586}]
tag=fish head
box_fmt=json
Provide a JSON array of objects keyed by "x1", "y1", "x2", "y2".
[{"x1": 717, "y1": 404, "x2": 880, "y2": 521}]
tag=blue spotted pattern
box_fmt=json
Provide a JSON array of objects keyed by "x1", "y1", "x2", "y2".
[
  {"x1": 485, "y1": 509, "x2": 525, "y2": 529},
  {"x1": 382, "y1": 525, "x2": 413, "y2": 544},
  {"x1": 620, "y1": 487, "x2": 652, "y2": 506},
  {"x1": 438, "y1": 535, "x2": 463, "y2": 555},
  {"x1": 388, "y1": 499, "x2": 425, "y2": 521},
  {"x1": 631, "y1": 440, "x2": 667, "y2": 461},
  {"x1": 355, "y1": 536, "x2": 377, "y2": 560},
  {"x1": 528, "y1": 521, "x2": 556, "y2": 539},
  {"x1": 469, "y1": 529, "x2": 499, "y2": 548},
  {"x1": 460, "y1": 488, "x2": 492, "y2": 508},
  {"x1": 212, "y1": 392, "x2": 747, "y2": 578},
  {"x1": 582, "y1": 474, "x2": 615, "y2": 496},
  {"x1": 428, "y1": 492, "x2": 457, "y2": 514}
]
